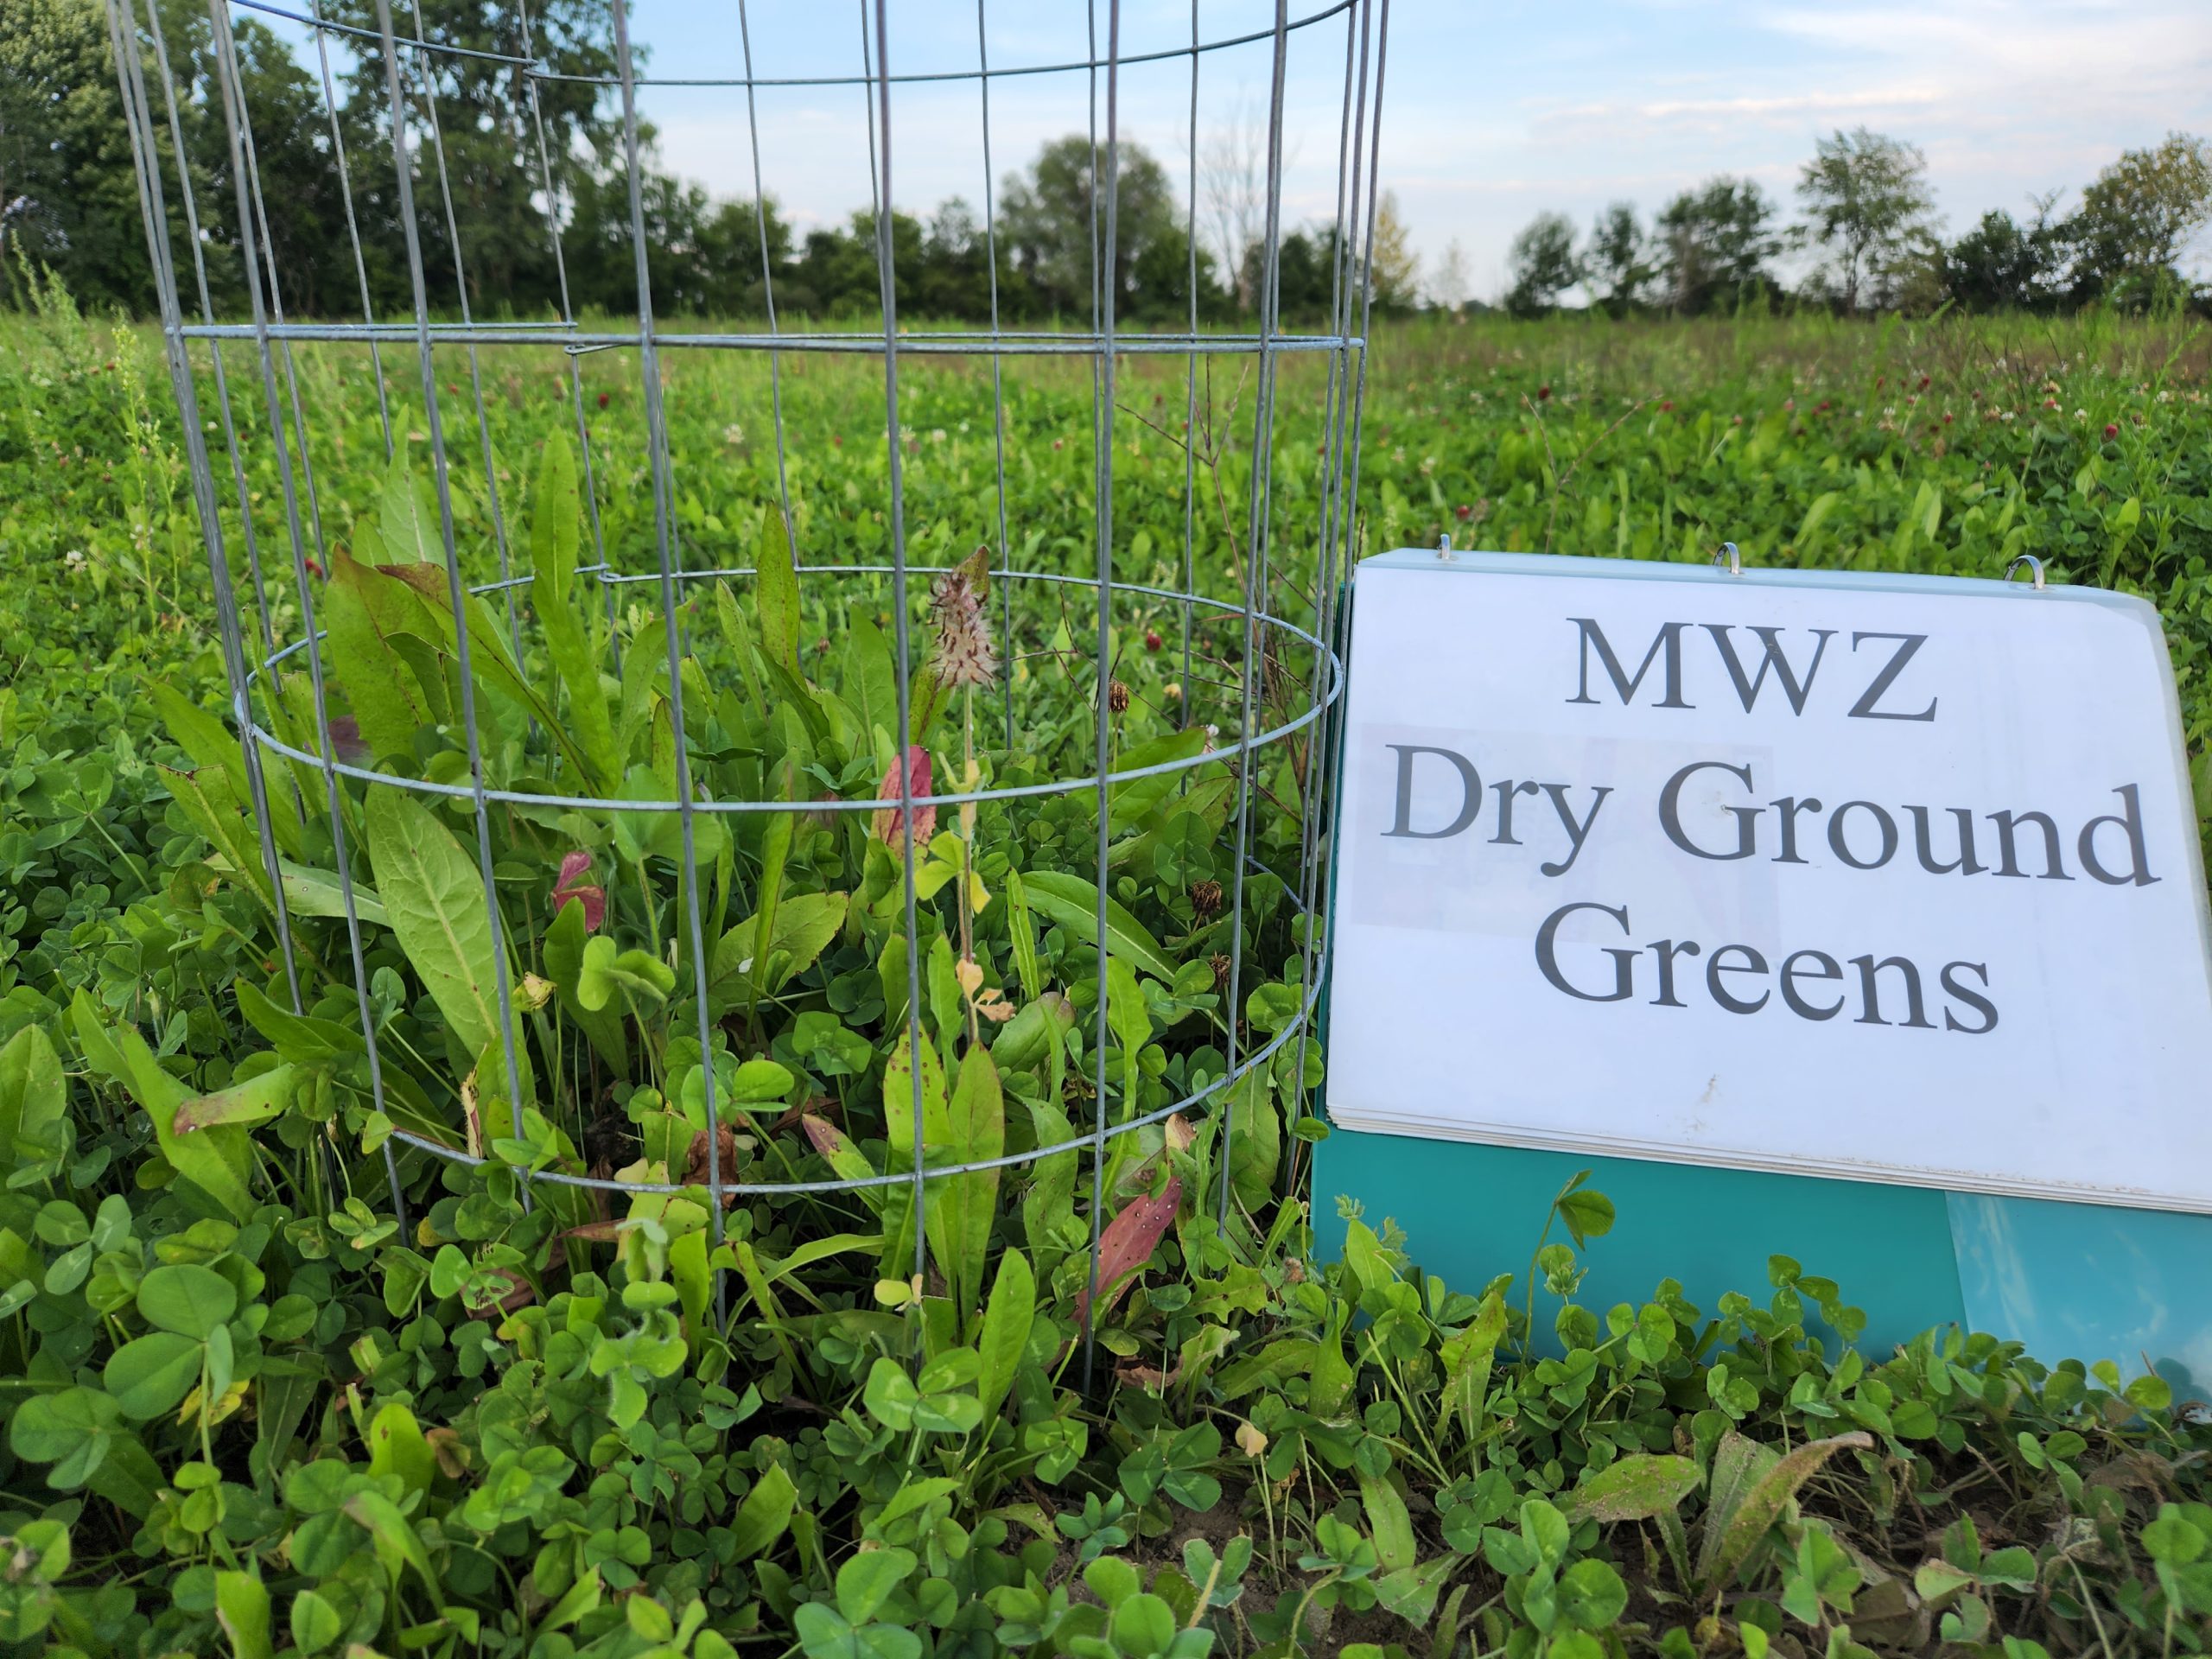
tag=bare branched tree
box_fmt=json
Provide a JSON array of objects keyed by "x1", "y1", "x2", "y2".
[{"x1": 1198, "y1": 97, "x2": 1266, "y2": 308}]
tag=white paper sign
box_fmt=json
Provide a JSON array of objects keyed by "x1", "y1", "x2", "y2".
[{"x1": 1326, "y1": 550, "x2": 2212, "y2": 1213}]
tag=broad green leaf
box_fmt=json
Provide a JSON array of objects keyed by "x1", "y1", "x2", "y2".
[
  {"x1": 1228, "y1": 1068, "x2": 1280, "y2": 1213},
  {"x1": 878, "y1": 1027, "x2": 950, "y2": 1281},
  {"x1": 235, "y1": 982, "x2": 359, "y2": 1064},
  {"x1": 104, "y1": 1331, "x2": 204, "y2": 1421},
  {"x1": 754, "y1": 505, "x2": 801, "y2": 671},
  {"x1": 1107, "y1": 726, "x2": 1210, "y2": 830},
  {"x1": 379, "y1": 560, "x2": 597, "y2": 779},
  {"x1": 863, "y1": 1357, "x2": 918, "y2": 1432},
  {"x1": 841, "y1": 613, "x2": 898, "y2": 747},
  {"x1": 321, "y1": 550, "x2": 442, "y2": 761},
  {"x1": 289, "y1": 1588, "x2": 344, "y2": 1654},
  {"x1": 1558, "y1": 1558, "x2": 1629, "y2": 1630},
  {"x1": 749, "y1": 763, "x2": 798, "y2": 1018},
  {"x1": 1555, "y1": 1184, "x2": 1616, "y2": 1246},
  {"x1": 702, "y1": 888, "x2": 849, "y2": 1011},
  {"x1": 343, "y1": 1490, "x2": 440, "y2": 1595},
  {"x1": 542, "y1": 1569, "x2": 602, "y2": 1633},
  {"x1": 976, "y1": 1248, "x2": 1034, "y2": 1424},
  {"x1": 365, "y1": 789, "x2": 531, "y2": 1105},
  {"x1": 10, "y1": 1386, "x2": 124, "y2": 1490},
  {"x1": 162, "y1": 766, "x2": 275, "y2": 915},
  {"x1": 529, "y1": 433, "x2": 618, "y2": 790},
  {"x1": 261, "y1": 858, "x2": 388, "y2": 928},
  {"x1": 728, "y1": 1461, "x2": 798, "y2": 1560},
  {"x1": 670, "y1": 1227, "x2": 710, "y2": 1351},
  {"x1": 137, "y1": 1262, "x2": 237, "y2": 1339},
  {"x1": 1374, "y1": 1556, "x2": 1454, "y2": 1625},
  {"x1": 0, "y1": 1025, "x2": 66, "y2": 1171},
  {"x1": 73, "y1": 993, "x2": 255, "y2": 1224},
  {"x1": 1563, "y1": 1453, "x2": 1700, "y2": 1522},
  {"x1": 365, "y1": 1402, "x2": 435, "y2": 1497},
  {"x1": 927, "y1": 1046, "x2": 1004, "y2": 1320},
  {"x1": 1359, "y1": 1470, "x2": 1417, "y2": 1573},
  {"x1": 214, "y1": 1570, "x2": 273, "y2": 1659},
  {"x1": 1697, "y1": 1431, "x2": 1872, "y2": 1590},
  {"x1": 836, "y1": 1546, "x2": 917, "y2": 1625},
  {"x1": 1004, "y1": 868, "x2": 1043, "y2": 1003},
  {"x1": 173, "y1": 1064, "x2": 295, "y2": 1136},
  {"x1": 379, "y1": 448, "x2": 443, "y2": 565},
  {"x1": 1018, "y1": 868, "x2": 1178, "y2": 982},
  {"x1": 1793, "y1": 490, "x2": 1840, "y2": 549}
]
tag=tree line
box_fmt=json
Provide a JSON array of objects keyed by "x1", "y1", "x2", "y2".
[
  {"x1": 0, "y1": 0, "x2": 1428, "y2": 323},
  {"x1": 1488, "y1": 128, "x2": 2212, "y2": 318}
]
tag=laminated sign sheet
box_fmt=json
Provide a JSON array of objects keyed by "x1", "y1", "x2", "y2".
[{"x1": 1326, "y1": 549, "x2": 2212, "y2": 1214}]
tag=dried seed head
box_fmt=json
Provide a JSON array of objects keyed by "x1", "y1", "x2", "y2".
[
  {"x1": 1209, "y1": 951, "x2": 1233, "y2": 989},
  {"x1": 1189, "y1": 879, "x2": 1224, "y2": 918},
  {"x1": 929, "y1": 545, "x2": 999, "y2": 688},
  {"x1": 1108, "y1": 679, "x2": 1130, "y2": 714}
]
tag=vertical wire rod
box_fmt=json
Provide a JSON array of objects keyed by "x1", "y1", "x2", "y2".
[
  {"x1": 861, "y1": 0, "x2": 934, "y2": 1337},
  {"x1": 135, "y1": 0, "x2": 276, "y2": 659},
  {"x1": 104, "y1": 0, "x2": 298, "y2": 1016},
  {"x1": 404, "y1": 0, "x2": 524, "y2": 664},
  {"x1": 1216, "y1": 0, "x2": 1294, "y2": 1236},
  {"x1": 370, "y1": 0, "x2": 533, "y2": 1206},
  {"x1": 307, "y1": 0, "x2": 395, "y2": 460},
  {"x1": 1179, "y1": 0, "x2": 1199, "y2": 733},
  {"x1": 512, "y1": 0, "x2": 618, "y2": 663},
  {"x1": 1291, "y1": 0, "x2": 1370, "y2": 1039},
  {"x1": 976, "y1": 0, "x2": 1017, "y2": 752},
  {"x1": 610, "y1": 0, "x2": 728, "y2": 1325},
  {"x1": 1306, "y1": 0, "x2": 1392, "y2": 1075},
  {"x1": 202, "y1": 0, "x2": 397, "y2": 1217},
  {"x1": 736, "y1": 0, "x2": 798, "y2": 556},
  {"x1": 1078, "y1": 0, "x2": 1122, "y2": 1396}
]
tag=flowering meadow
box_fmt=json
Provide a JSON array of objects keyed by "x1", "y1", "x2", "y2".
[{"x1": 2, "y1": 288, "x2": 2209, "y2": 1657}]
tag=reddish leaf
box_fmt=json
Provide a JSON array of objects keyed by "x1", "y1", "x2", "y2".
[
  {"x1": 870, "y1": 746, "x2": 937, "y2": 850},
  {"x1": 325, "y1": 715, "x2": 371, "y2": 765},
  {"x1": 1078, "y1": 1177, "x2": 1182, "y2": 1326},
  {"x1": 801, "y1": 1115, "x2": 846, "y2": 1160},
  {"x1": 551, "y1": 850, "x2": 606, "y2": 931}
]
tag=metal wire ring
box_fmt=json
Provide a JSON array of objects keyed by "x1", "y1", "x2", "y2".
[
  {"x1": 2005, "y1": 554, "x2": 2047, "y2": 590},
  {"x1": 241, "y1": 564, "x2": 1342, "y2": 817},
  {"x1": 384, "y1": 869, "x2": 1321, "y2": 1198},
  {"x1": 1713, "y1": 541, "x2": 1742, "y2": 577}
]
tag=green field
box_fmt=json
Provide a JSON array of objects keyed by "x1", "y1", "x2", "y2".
[{"x1": 2, "y1": 295, "x2": 2209, "y2": 1658}]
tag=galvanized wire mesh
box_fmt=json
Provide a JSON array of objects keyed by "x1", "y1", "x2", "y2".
[{"x1": 110, "y1": 0, "x2": 1389, "y2": 1378}]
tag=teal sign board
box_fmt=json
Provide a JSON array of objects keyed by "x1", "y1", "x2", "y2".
[{"x1": 1316, "y1": 549, "x2": 2212, "y2": 1389}]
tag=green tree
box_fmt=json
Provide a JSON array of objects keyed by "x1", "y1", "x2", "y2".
[
  {"x1": 1584, "y1": 201, "x2": 1650, "y2": 316},
  {"x1": 999, "y1": 135, "x2": 1177, "y2": 319},
  {"x1": 1367, "y1": 190, "x2": 1421, "y2": 313},
  {"x1": 1655, "y1": 176, "x2": 1781, "y2": 315},
  {"x1": 1503, "y1": 211, "x2": 1580, "y2": 316},
  {"x1": 0, "y1": 0, "x2": 342, "y2": 317},
  {"x1": 2066, "y1": 132, "x2": 2212, "y2": 309},
  {"x1": 1945, "y1": 202, "x2": 2063, "y2": 311},
  {"x1": 324, "y1": 0, "x2": 619, "y2": 315},
  {"x1": 2, "y1": 0, "x2": 146, "y2": 310},
  {"x1": 1796, "y1": 127, "x2": 1936, "y2": 313}
]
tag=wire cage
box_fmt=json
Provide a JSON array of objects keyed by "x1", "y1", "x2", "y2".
[{"x1": 108, "y1": 0, "x2": 1390, "y2": 1379}]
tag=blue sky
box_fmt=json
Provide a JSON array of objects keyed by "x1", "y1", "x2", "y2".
[
  {"x1": 617, "y1": 0, "x2": 2212, "y2": 299},
  {"x1": 257, "y1": 0, "x2": 2212, "y2": 299}
]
